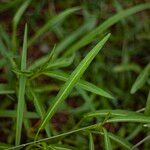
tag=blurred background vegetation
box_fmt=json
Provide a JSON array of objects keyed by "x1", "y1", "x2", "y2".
[{"x1": 0, "y1": 0, "x2": 150, "y2": 149}]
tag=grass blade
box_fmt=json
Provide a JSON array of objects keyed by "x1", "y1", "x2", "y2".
[
  {"x1": 28, "y1": 7, "x2": 80, "y2": 46},
  {"x1": 12, "y1": 0, "x2": 31, "y2": 51},
  {"x1": 0, "y1": 84, "x2": 15, "y2": 95},
  {"x1": 30, "y1": 89, "x2": 51, "y2": 137},
  {"x1": 103, "y1": 128, "x2": 112, "y2": 150},
  {"x1": 89, "y1": 132, "x2": 94, "y2": 150},
  {"x1": 44, "y1": 71, "x2": 114, "y2": 99},
  {"x1": 54, "y1": 17, "x2": 96, "y2": 57},
  {"x1": 64, "y1": 3, "x2": 150, "y2": 56},
  {"x1": 29, "y1": 55, "x2": 74, "y2": 72},
  {"x1": 131, "y1": 63, "x2": 150, "y2": 94},
  {"x1": 48, "y1": 144, "x2": 78, "y2": 150},
  {"x1": 0, "y1": 110, "x2": 39, "y2": 119},
  {"x1": 84, "y1": 109, "x2": 150, "y2": 124},
  {"x1": 36, "y1": 33, "x2": 110, "y2": 136},
  {"x1": 93, "y1": 131, "x2": 132, "y2": 150},
  {"x1": 84, "y1": 109, "x2": 142, "y2": 118},
  {"x1": 0, "y1": 0, "x2": 22, "y2": 12},
  {"x1": 15, "y1": 24, "x2": 28, "y2": 145},
  {"x1": 7, "y1": 122, "x2": 103, "y2": 150},
  {"x1": 145, "y1": 91, "x2": 150, "y2": 116},
  {"x1": 107, "y1": 115, "x2": 150, "y2": 124}
]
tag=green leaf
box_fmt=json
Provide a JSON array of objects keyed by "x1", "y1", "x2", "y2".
[
  {"x1": 0, "y1": 0, "x2": 22, "y2": 12},
  {"x1": 107, "y1": 115, "x2": 150, "y2": 124},
  {"x1": 84, "y1": 109, "x2": 141, "y2": 118},
  {"x1": 54, "y1": 17, "x2": 96, "y2": 57},
  {"x1": 29, "y1": 55, "x2": 74, "y2": 72},
  {"x1": 145, "y1": 91, "x2": 150, "y2": 116},
  {"x1": 0, "y1": 25, "x2": 11, "y2": 49},
  {"x1": 0, "y1": 84, "x2": 15, "y2": 95},
  {"x1": 12, "y1": 0, "x2": 31, "y2": 51},
  {"x1": 131, "y1": 63, "x2": 150, "y2": 94},
  {"x1": 89, "y1": 132, "x2": 94, "y2": 150},
  {"x1": 15, "y1": 24, "x2": 28, "y2": 146},
  {"x1": 13, "y1": 0, "x2": 31, "y2": 27},
  {"x1": 0, "y1": 142, "x2": 12, "y2": 149},
  {"x1": 36, "y1": 33, "x2": 110, "y2": 136},
  {"x1": 107, "y1": 133, "x2": 132, "y2": 150},
  {"x1": 92, "y1": 131, "x2": 132, "y2": 150},
  {"x1": 44, "y1": 71, "x2": 114, "y2": 99},
  {"x1": 0, "y1": 110, "x2": 39, "y2": 118},
  {"x1": 103, "y1": 128, "x2": 112, "y2": 150},
  {"x1": 84, "y1": 109, "x2": 150, "y2": 123},
  {"x1": 28, "y1": 7, "x2": 80, "y2": 46},
  {"x1": 64, "y1": 3, "x2": 150, "y2": 56},
  {"x1": 49, "y1": 144, "x2": 78, "y2": 150},
  {"x1": 30, "y1": 89, "x2": 51, "y2": 137}
]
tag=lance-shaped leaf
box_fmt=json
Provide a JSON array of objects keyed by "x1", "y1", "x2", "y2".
[
  {"x1": 15, "y1": 24, "x2": 28, "y2": 146},
  {"x1": 84, "y1": 109, "x2": 142, "y2": 118},
  {"x1": 12, "y1": 0, "x2": 31, "y2": 51},
  {"x1": 44, "y1": 71, "x2": 114, "y2": 99},
  {"x1": 131, "y1": 63, "x2": 150, "y2": 94},
  {"x1": 64, "y1": 3, "x2": 150, "y2": 56},
  {"x1": 30, "y1": 89, "x2": 51, "y2": 137},
  {"x1": 37, "y1": 33, "x2": 110, "y2": 135},
  {"x1": 28, "y1": 7, "x2": 80, "y2": 46},
  {"x1": 0, "y1": 109, "x2": 39, "y2": 119},
  {"x1": 89, "y1": 132, "x2": 94, "y2": 150},
  {"x1": 103, "y1": 128, "x2": 112, "y2": 150}
]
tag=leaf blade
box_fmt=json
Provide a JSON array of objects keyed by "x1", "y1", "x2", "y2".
[
  {"x1": 89, "y1": 132, "x2": 94, "y2": 150},
  {"x1": 103, "y1": 128, "x2": 112, "y2": 150},
  {"x1": 131, "y1": 63, "x2": 150, "y2": 94},
  {"x1": 44, "y1": 71, "x2": 114, "y2": 99},
  {"x1": 37, "y1": 33, "x2": 110, "y2": 134},
  {"x1": 28, "y1": 7, "x2": 80, "y2": 46},
  {"x1": 15, "y1": 24, "x2": 28, "y2": 146},
  {"x1": 64, "y1": 3, "x2": 150, "y2": 56}
]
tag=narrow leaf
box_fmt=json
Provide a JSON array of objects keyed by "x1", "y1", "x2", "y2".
[
  {"x1": 12, "y1": 0, "x2": 31, "y2": 51},
  {"x1": 131, "y1": 63, "x2": 150, "y2": 94},
  {"x1": 107, "y1": 115, "x2": 150, "y2": 124},
  {"x1": 44, "y1": 71, "x2": 114, "y2": 99},
  {"x1": 145, "y1": 91, "x2": 150, "y2": 116},
  {"x1": 15, "y1": 24, "x2": 28, "y2": 146},
  {"x1": 37, "y1": 33, "x2": 110, "y2": 134},
  {"x1": 84, "y1": 109, "x2": 142, "y2": 118},
  {"x1": 93, "y1": 131, "x2": 132, "y2": 150},
  {"x1": 0, "y1": 110, "x2": 39, "y2": 119},
  {"x1": 64, "y1": 3, "x2": 150, "y2": 56},
  {"x1": 103, "y1": 128, "x2": 112, "y2": 150},
  {"x1": 89, "y1": 132, "x2": 94, "y2": 150},
  {"x1": 0, "y1": 84, "x2": 15, "y2": 95},
  {"x1": 28, "y1": 7, "x2": 80, "y2": 46},
  {"x1": 30, "y1": 89, "x2": 51, "y2": 137}
]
